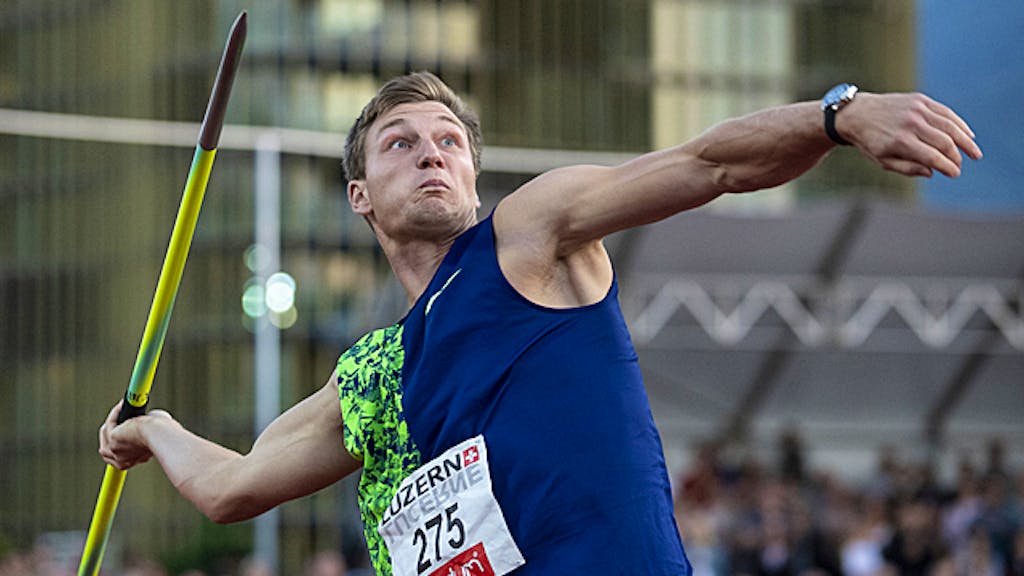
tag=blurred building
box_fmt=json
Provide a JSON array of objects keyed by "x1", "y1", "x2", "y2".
[
  {"x1": 919, "y1": 0, "x2": 1024, "y2": 213},
  {"x1": 0, "y1": 0, "x2": 915, "y2": 572}
]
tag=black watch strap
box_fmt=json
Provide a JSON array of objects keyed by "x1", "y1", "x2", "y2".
[
  {"x1": 822, "y1": 83, "x2": 858, "y2": 146},
  {"x1": 824, "y1": 107, "x2": 851, "y2": 146}
]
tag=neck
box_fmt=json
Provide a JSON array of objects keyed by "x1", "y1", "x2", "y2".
[{"x1": 377, "y1": 224, "x2": 471, "y2": 307}]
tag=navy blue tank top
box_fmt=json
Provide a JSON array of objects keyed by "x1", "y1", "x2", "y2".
[{"x1": 393, "y1": 215, "x2": 691, "y2": 574}]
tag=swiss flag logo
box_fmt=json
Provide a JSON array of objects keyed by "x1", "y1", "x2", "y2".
[
  {"x1": 463, "y1": 445, "x2": 480, "y2": 466},
  {"x1": 428, "y1": 543, "x2": 494, "y2": 576}
]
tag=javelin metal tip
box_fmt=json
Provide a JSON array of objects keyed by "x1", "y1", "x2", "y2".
[
  {"x1": 234, "y1": 10, "x2": 248, "y2": 34},
  {"x1": 198, "y1": 10, "x2": 248, "y2": 150}
]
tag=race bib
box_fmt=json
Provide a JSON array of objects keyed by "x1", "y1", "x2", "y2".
[{"x1": 378, "y1": 435, "x2": 526, "y2": 576}]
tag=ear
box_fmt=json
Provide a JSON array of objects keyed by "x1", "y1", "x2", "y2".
[{"x1": 347, "y1": 179, "x2": 371, "y2": 216}]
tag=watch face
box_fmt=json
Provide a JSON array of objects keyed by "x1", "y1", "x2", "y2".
[{"x1": 823, "y1": 83, "x2": 857, "y2": 110}]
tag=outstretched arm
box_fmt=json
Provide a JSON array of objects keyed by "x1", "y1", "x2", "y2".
[
  {"x1": 99, "y1": 375, "x2": 360, "y2": 523},
  {"x1": 499, "y1": 91, "x2": 982, "y2": 254},
  {"x1": 493, "y1": 91, "x2": 982, "y2": 308}
]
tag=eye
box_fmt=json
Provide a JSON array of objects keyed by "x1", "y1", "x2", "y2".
[
  {"x1": 389, "y1": 139, "x2": 410, "y2": 150},
  {"x1": 441, "y1": 136, "x2": 458, "y2": 147}
]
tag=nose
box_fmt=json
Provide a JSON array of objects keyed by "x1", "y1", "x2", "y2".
[{"x1": 417, "y1": 140, "x2": 444, "y2": 170}]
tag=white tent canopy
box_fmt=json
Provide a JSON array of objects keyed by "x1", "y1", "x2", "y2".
[{"x1": 613, "y1": 201, "x2": 1024, "y2": 480}]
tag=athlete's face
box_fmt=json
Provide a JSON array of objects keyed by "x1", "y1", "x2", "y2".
[{"x1": 348, "y1": 101, "x2": 480, "y2": 242}]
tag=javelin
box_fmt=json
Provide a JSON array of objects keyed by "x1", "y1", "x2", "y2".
[{"x1": 77, "y1": 11, "x2": 247, "y2": 576}]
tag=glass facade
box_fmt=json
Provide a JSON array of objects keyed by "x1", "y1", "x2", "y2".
[{"x1": 0, "y1": 0, "x2": 914, "y2": 571}]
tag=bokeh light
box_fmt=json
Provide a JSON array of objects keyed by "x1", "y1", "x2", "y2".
[
  {"x1": 270, "y1": 306, "x2": 298, "y2": 329},
  {"x1": 244, "y1": 243, "x2": 270, "y2": 273},
  {"x1": 241, "y1": 278, "x2": 267, "y2": 318},
  {"x1": 265, "y1": 272, "x2": 296, "y2": 313}
]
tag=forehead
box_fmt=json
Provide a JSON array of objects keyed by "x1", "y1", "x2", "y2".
[{"x1": 369, "y1": 101, "x2": 465, "y2": 138}]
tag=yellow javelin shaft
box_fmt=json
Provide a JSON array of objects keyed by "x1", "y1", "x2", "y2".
[
  {"x1": 78, "y1": 12, "x2": 246, "y2": 576},
  {"x1": 78, "y1": 149, "x2": 214, "y2": 576}
]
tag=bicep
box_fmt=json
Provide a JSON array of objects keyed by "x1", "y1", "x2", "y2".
[{"x1": 498, "y1": 147, "x2": 717, "y2": 254}]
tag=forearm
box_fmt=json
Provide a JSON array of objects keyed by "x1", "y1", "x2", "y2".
[
  {"x1": 695, "y1": 90, "x2": 982, "y2": 188},
  {"x1": 137, "y1": 416, "x2": 253, "y2": 522},
  {"x1": 99, "y1": 381, "x2": 360, "y2": 524},
  {"x1": 687, "y1": 101, "x2": 833, "y2": 194}
]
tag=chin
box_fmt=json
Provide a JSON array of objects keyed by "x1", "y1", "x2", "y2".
[{"x1": 407, "y1": 203, "x2": 475, "y2": 235}]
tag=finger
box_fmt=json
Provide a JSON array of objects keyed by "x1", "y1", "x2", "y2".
[
  {"x1": 889, "y1": 122, "x2": 961, "y2": 178},
  {"x1": 882, "y1": 132, "x2": 959, "y2": 178},
  {"x1": 99, "y1": 401, "x2": 121, "y2": 451},
  {"x1": 923, "y1": 96, "x2": 974, "y2": 138},
  {"x1": 99, "y1": 435, "x2": 117, "y2": 466},
  {"x1": 923, "y1": 98, "x2": 983, "y2": 160},
  {"x1": 99, "y1": 402, "x2": 119, "y2": 449},
  {"x1": 99, "y1": 428, "x2": 107, "y2": 453},
  {"x1": 880, "y1": 157, "x2": 934, "y2": 179},
  {"x1": 913, "y1": 121, "x2": 964, "y2": 175},
  {"x1": 149, "y1": 409, "x2": 171, "y2": 420},
  {"x1": 107, "y1": 455, "x2": 131, "y2": 470},
  {"x1": 106, "y1": 400, "x2": 122, "y2": 425},
  {"x1": 914, "y1": 140, "x2": 961, "y2": 178}
]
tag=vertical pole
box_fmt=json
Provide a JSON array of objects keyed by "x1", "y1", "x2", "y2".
[{"x1": 254, "y1": 132, "x2": 282, "y2": 573}]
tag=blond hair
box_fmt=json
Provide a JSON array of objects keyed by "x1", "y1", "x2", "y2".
[{"x1": 343, "y1": 71, "x2": 483, "y2": 181}]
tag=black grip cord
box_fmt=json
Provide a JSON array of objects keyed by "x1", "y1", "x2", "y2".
[{"x1": 116, "y1": 392, "x2": 150, "y2": 425}]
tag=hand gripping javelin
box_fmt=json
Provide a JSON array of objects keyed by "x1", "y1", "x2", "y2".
[{"x1": 77, "y1": 12, "x2": 247, "y2": 576}]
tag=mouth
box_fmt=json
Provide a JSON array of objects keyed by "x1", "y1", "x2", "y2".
[{"x1": 418, "y1": 179, "x2": 450, "y2": 191}]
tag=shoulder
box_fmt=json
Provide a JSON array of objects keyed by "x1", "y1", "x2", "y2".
[
  {"x1": 496, "y1": 164, "x2": 613, "y2": 237},
  {"x1": 492, "y1": 184, "x2": 613, "y2": 310},
  {"x1": 494, "y1": 162, "x2": 623, "y2": 261},
  {"x1": 336, "y1": 323, "x2": 407, "y2": 461},
  {"x1": 336, "y1": 324, "x2": 404, "y2": 379}
]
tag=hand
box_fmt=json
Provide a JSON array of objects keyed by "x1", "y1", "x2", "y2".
[
  {"x1": 838, "y1": 92, "x2": 983, "y2": 178},
  {"x1": 98, "y1": 401, "x2": 176, "y2": 470}
]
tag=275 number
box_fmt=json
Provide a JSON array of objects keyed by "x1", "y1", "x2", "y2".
[{"x1": 413, "y1": 503, "x2": 466, "y2": 574}]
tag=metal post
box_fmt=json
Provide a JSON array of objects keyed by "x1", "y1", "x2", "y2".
[{"x1": 254, "y1": 132, "x2": 282, "y2": 573}]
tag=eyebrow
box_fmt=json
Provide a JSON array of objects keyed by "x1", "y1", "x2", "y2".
[{"x1": 375, "y1": 114, "x2": 465, "y2": 138}]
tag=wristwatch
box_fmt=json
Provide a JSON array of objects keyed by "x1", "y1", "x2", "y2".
[{"x1": 821, "y1": 83, "x2": 858, "y2": 146}]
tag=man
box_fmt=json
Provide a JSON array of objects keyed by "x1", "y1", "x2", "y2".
[{"x1": 100, "y1": 72, "x2": 981, "y2": 575}]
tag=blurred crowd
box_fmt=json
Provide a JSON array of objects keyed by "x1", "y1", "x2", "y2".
[
  {"x1": 675, "y1": 432, "x2": 1024, "y2": 576},
  {"x1": 3, "y1": 433, "x2": 1021, "y2": 576},
  {"x1": 0, "y1": 548, "x2": 371, "y2": 576}
]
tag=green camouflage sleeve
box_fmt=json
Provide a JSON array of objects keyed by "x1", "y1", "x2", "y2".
[{"x1": 336, "y1": 323, "x2": 422, "y2": 576}]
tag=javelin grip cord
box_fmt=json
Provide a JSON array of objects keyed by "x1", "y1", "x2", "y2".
[{"x1": 116, "y1": 391, "x2": 150, "y2": 425}]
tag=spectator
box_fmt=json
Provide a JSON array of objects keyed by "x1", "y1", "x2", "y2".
[
  {"x1": 678, "y1": 440, "x2": 724, "y2": 510},
  {"x1": 953, "y1": 522, "x2": 1004, "y2": 576},
  {"x1": 942, "y1": 460, "x2": 983, "y2": 551},
  {"x1": 0, "y1": 551, "x2": 32, "y2": 576},
  {"x1": 121, "y1": 556, "x2": 168, "y2": 576},
  {"x1": 237, "y1": 555, "x2": 273, "y2": 576},
  {"x1": 816, "y1": 472, "x2": 859, "y2": 550},
  {"x1": 675, "y1": 441, "x2": 730, "y2": 575},
  {"x1": 841, "y1": 494, "x2": 892, "y2": 576},
  {"x1": 977, "y1": 471, "x2": 1023, "y2": 568},
  {"x1": 881, "y1": 496, "x2": 945, "y2": 576},
  {"x1": 985, "y1": 438, "x2": 1010, "y2": 488},
  {"x1": 675, "y1": 504, "x2": 729, "y2": 576},
  {"x1": 789, "y1": 496, "x2": 842, "y2": 575},
  {"x1": 778, "y1": 427, "x2": 807, "y2": 486},
  {"x1": 1009, "y1": 528, "x2": 1024, "y2": 576},
  {"x1": 303, "y1": 550, "x2": 348, "y2": 576},
  {"x1": 870, "y1": 446, "x2": 902, "y2": 500}
]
